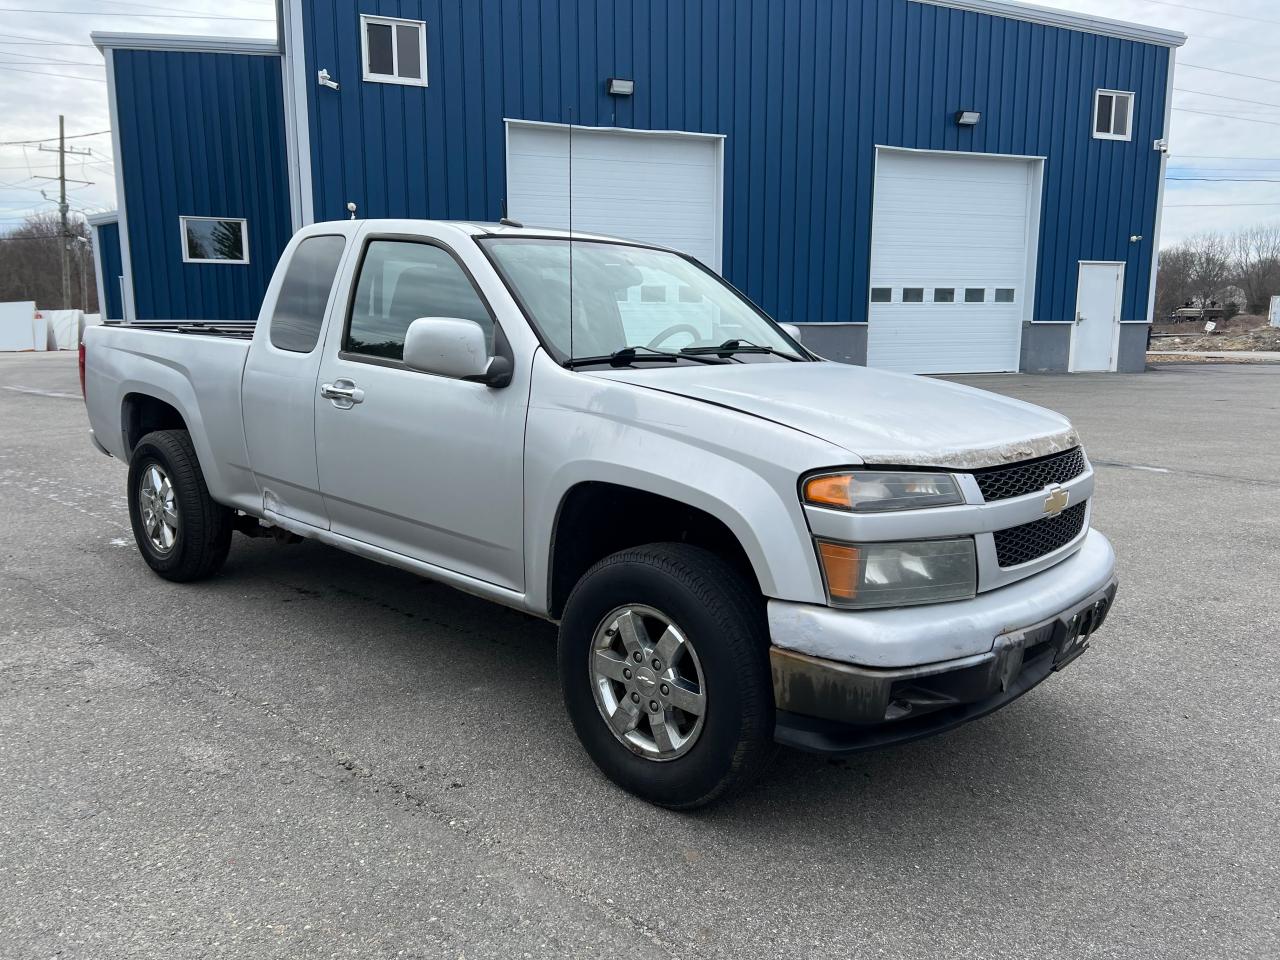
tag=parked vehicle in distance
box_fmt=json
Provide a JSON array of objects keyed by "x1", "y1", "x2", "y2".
[{"x1": 82, "y1": 220, "x2": 1117, "y2": 807}]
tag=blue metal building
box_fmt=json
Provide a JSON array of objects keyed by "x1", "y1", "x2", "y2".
[{"x1": 92, "y1": 0, "x2": 1185, "y2": 373}]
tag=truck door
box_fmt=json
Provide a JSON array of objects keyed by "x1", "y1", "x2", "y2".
[
  {"x1": 242, "y1": 233, "x2": 350, "y2": 529},
  {"x1": 312, "y1": 234, "x2": 526, "y2": 592}
]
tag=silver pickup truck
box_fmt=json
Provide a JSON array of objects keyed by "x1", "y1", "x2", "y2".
[{"x1": 83, "y1": 219, "x2": 1117, "y2": 808}]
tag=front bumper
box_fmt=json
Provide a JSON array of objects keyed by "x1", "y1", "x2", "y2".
[{"x1": 768, "y1": 530, "x2": 1118, "y2": 754}]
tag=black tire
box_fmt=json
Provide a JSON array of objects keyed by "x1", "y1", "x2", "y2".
[
  {"x1": 127, "y1": 429, "x2": 233, "y2": 582},
  {"x1": 559, "y1": 543, "x2": 776, "y2": 809}
]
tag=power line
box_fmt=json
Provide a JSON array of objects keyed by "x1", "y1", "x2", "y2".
[
  {"x1": 89, "y1": 0, "x2": 267, "y2": 15},
  {"x1": 1173, "y1": 154, "x2": 1280, "y2": 161},
  {"x1": 1137, "y1": 0, "x2": 1280, "y2": 27},
  {"x1": 0, "y1": 65, "x2": 105, "y2": 83},
  {"x1": 1179, "y1": 63, "x2": 1280, "y2": 86},
  {"x1": 0, "y1": 46, "x2": 106, "y2": 66},
  {"x1": 1174, "y1": 88, "x2": 1280, "y2": 111},
  {"x1": 0, "y1": 32, "x2": 98, "y2": 47},
  {"x1": 0, "y1": 57, "x2": 105, "y2": 69},
  {"x1": 1173, "y1": 106, "x2": 1280, "y2": 127},
  {"x1": 0, "y1": 129, "x2": 110, "y2": 146},
  {"x1": 0, "y1": 7, "x2": 274, "y2": 21},
  {"x1": 1165, "y1": 202, "x2": 1280, "y2": 207}
]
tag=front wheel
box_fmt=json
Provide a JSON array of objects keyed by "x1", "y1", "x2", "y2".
[
  {"x1": 558, "y1": 543, "x2": 775, "y2": 808},
  {"x1": 127, "y1": 429, "x2": 233, "y2": 582}
]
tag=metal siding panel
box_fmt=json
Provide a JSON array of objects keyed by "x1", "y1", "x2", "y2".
[
  {"x1": 113, "y1": 48, "x2": 290, "y2": 321},
  {"x1": 290, "y1": 0, "x2": 1169, "y2": 332},
  {"x1": 97, "y1": 222, "x2": 125, "y2": 320},
  {"x1": 797, "y1": 0, "x2": 823, "y2": 323}
]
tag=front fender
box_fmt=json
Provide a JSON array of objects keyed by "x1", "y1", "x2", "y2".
[{"x1": 523, "y1": 358, "x2": 850, "y2": 614}]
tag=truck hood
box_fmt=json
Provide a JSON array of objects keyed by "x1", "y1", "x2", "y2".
[{"x1": 588, "y1": 361, "x2": 1078, "y2": 469}]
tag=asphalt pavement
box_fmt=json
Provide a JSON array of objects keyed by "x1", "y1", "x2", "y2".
[{"x1": 2, "y1": 351, "x2": 1276, "y2": 959}]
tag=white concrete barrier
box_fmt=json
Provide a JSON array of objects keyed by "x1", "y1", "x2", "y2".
[{"x1": 0, "y1": 301, "x2": 41, "y2": 351}]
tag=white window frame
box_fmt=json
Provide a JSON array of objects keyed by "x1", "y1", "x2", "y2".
[
  {"x1": 360, "y1": 14, "x2": 428, "y2": 87},
  {"x1": 179, "y1": 216, "x2": 249, "y2": 265},
  {"x1": 1093, "y1": 89, "x2": 1134, "y2": 142}
]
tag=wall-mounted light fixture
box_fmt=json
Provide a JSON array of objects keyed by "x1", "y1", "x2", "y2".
[
  {"x1": 318, "y1": 68, "x2": 339, "y2": 91},
  {"x1": 955, "y1": 110, "x2": 981, "y2": 126},
  {"x1": 607, "y1": 77, "x2": 635, "y2": 96}
]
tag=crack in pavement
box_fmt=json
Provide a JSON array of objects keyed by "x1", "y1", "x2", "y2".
[{"x1": 1091, "y1": 459, "x2": 1280, "y2": 488}]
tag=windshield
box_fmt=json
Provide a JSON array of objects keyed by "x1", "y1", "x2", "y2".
[{"x1": 479, "y1": 238, "x2": 806, "y2": 364}]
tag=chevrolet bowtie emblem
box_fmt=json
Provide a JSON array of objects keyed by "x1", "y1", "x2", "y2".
[{"x1": 1043, "y1": 486, "x2": 1070, "y2": 517}]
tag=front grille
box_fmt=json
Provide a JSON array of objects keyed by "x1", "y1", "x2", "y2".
[
  {"x1": 993, "y1": 501, "x2": 1088, "y2": 567},
  {"x1": 973, "y1": 447, "x2": 1087, "y2": 503}
]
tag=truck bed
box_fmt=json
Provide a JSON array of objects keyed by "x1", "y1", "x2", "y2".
[
  {"x1": 83, "y1": 322, "x2": 260, "y2": 514},
  {"x1": 100, "y1": 320, "x2": 256, "y2": 339}
]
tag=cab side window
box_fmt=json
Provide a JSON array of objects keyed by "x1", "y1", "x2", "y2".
[
  {"x1": 346, "y1": 240, "x2": 494, "y2": 361},
  {"x1": 269, "y1": 234, "x2": 347, "y2": 353}
]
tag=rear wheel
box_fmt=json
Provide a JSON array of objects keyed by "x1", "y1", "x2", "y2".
[
  {"x1": 127, "y1": 430, "x2": 232, "y2": 582},
  {"x1": 559, "y1": 543, "x2": 775, "y2": 808}
]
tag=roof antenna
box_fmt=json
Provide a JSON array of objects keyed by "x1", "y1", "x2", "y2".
[
  {"x1": 568, "y1": 107, "x2": 575, "y2": 363},
  {"x1": 499, "y1": 197, "x2": 522, "y2": 228}
]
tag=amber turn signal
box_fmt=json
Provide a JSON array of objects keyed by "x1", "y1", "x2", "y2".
[
  {"x1": 816, "y1": 541, "x2": 861, "y2": 601},
  {"x1": 804, "y1": 475, "x2": 853, "y2": 509}
]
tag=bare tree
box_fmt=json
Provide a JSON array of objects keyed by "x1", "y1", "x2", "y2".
[
  {"x1": 1229, "y1": 224, "x2": 1280, "y2": 315},
  {"x1": 0, "y1": 212, "x2": 97, "y2": 312},
  {"x1": 1155, "y1": 244, "x2": 1195, "y2": 320},
  {"x1": 1184, "y1": 231, "x2": 1232, "y2": 313}
]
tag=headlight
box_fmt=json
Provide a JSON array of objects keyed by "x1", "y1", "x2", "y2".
[
  {"x1": 815, "y1": 538, "x2": 977, "y2": 609},
  {"x1": 804, "y1": 471, "x2": 964, "y2": 512}
]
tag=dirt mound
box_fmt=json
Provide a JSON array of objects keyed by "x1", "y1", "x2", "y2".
[{"x1": 1150, "y1": 314, "x2": 1280, "y2": 353}]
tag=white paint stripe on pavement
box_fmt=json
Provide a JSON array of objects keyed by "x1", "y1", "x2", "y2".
[{"x1": 2, "y1": 385, "x2": 81, "y2": 400}]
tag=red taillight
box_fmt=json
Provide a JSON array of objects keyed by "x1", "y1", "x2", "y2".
[{"x1": 78, "y1": 340, "x2": 87, "y2": 399}]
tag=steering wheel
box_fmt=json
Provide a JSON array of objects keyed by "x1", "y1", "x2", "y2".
[{"x1": 646, "y1": 323, "x2": 703, "y2": 350}]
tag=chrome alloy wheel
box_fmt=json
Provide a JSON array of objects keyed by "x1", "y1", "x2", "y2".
[
  {"x1": 138, "y1": 463, "x2": 179, "y2": 554},
  {"x1": 589, "y1": 605, "x2": 707, "y2": 761}
]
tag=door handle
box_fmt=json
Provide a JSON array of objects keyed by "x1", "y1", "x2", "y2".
[
  {"x1": 1075, "y1": 312, "x2": 1085, "y2": 325},
  {"x1": 321, "y1": 379, "x2": 364, "y2": 409}
]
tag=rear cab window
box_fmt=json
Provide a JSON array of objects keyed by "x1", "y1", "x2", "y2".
[{"x1": 269, "y1": 235, "x2": 347, "y2": 353}]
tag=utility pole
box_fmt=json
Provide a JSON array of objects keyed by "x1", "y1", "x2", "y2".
[
  {"x1": 58, "y1": 115, "x2": 69, "y2": 310},
  {"x1": 36, "y1": 117, "x2": 93, "y2": 309}
]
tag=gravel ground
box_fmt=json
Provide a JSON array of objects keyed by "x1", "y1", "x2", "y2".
[{"x1": 1, "y1": 352, "x2": 1277, "y2": 959}]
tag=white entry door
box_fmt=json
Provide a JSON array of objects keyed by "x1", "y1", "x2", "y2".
[
  {"x1": 867, "y1": 149, "x2": 1039, "y2": 374},
  {"x1": 1071, "y1": 262, "x2": 1124, "y2": 372},
  {"x1": 505, "y1": 122, "x2": 724, "y2": 272}
]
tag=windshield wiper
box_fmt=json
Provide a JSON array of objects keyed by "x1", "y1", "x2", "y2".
[
  {"x1": 680, "y1": 339, "x2": 805, "y2": 361},
  {"x1": 564, "y1": 346, "x2": 728, "y2": 368}
]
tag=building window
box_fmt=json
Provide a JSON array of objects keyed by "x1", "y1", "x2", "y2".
[
  {"x1": 347, "y1": 239, "x2": 494, "y2": 363},
  {"x1": 934, "y1": 288, "x2": 955, "y2": 303},
  {"x1": 180, "y1": 216, "x2": 248, "y2": 264},
  {"x1": 361, "y1": 15, "x2": 428, "y2": 87},
  {"x1": 902, "y1": 288, "x2": 924, "y2": 303},
  {"x1": 965, "y1": 288, "x2": 986, "y2": 303},
  {"x1": 870, "y1": 287, "x2": 892, "y2": 303},
  {"x1": 269, "y1": 235, "x2": 347, "y2": 353},
  {"x1": 994, "y1": 288, "x2": 1016, "y2": 303},
  {"x1": 1093, "y1": 90, "x2": 1134, "y2": 141}
]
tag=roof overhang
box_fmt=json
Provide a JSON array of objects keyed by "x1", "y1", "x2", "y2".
[
  {"x1": 90, "y1": 32, "x2": 280, "y2": 56},
  {"x1": 915, "y1": 0, "x2": 1187, "y2": 48},
  {"x1": 85, "y1": 210, "x2": 119, "y2": 227}
]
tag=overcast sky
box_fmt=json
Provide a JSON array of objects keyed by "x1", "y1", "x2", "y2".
[{"x1": 1, "y1": 0, "x2": 1277, "y2": 247}]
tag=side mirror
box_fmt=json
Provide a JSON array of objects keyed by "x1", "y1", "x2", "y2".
[
  {"x1": 779, "y1": 322, "x2": 803, "y2": 343},
  {"x1": 403, "y1": 317, "x2": 507, "y2": 385}
]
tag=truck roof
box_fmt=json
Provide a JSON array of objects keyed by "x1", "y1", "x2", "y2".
[{"x1": 304, "y1": 218, "x2": 664, "y2": 250}]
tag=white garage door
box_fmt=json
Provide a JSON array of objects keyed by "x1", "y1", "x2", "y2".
[
  {"x1": 867, "y1": 150, "x2": 1038, "y2": 374},
  {"x1": 506, "y1": 122, "x2": 723, "y2": 272}
]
